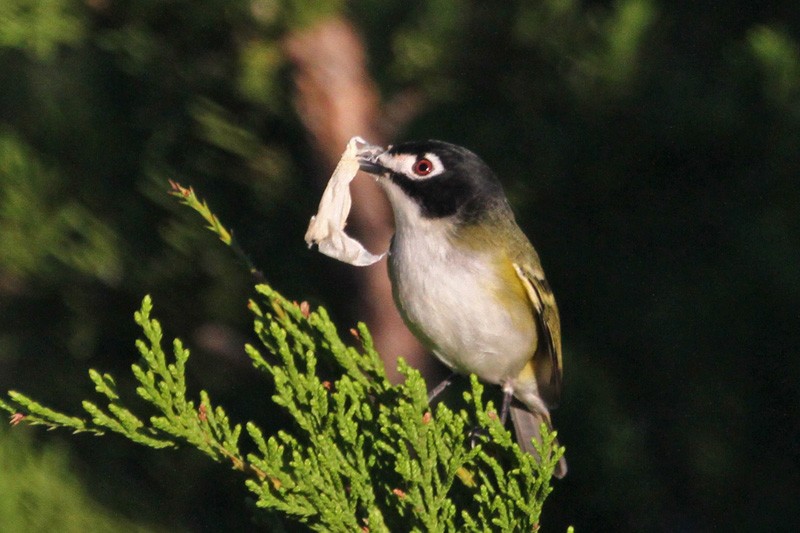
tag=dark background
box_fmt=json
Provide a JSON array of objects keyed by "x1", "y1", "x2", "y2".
[{"x1": 1, "y1": 0, "x2": 798, "y2": 531}]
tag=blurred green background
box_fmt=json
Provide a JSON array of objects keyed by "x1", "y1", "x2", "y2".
[{"x1": 1, "y1": 0, "x2": 798, "y2": 531}]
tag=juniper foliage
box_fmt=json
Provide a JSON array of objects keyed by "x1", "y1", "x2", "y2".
[
  {"x1": 1, "y1": 182, "x2": 564, "y2": 530},
  {"x1": 2, "y1": 285, "x2": 563, "y2": 531}
]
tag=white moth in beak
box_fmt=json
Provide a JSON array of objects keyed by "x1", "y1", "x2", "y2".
[{"x1": 304, "y1": 137, "x2": 387, "y2": 266}]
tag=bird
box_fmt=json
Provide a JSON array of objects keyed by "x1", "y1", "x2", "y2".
[{"x1": 357, "y1": 140, "x2": 567, "y2": 478}]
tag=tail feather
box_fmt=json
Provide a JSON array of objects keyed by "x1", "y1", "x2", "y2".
[{"x1": 509, "y1": 405, "x2": 567, "y2": 479}]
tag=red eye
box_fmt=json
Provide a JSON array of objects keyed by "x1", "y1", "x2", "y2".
[{"x1": 413, "y1": 158, "x2": 433, "y2": 176}]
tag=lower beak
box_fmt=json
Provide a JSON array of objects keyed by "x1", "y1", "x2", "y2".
[{"x1": 357, "y1": 159, "x2": 386, "y2": 175}]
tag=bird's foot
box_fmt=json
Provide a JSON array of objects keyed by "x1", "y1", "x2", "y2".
[{"x1": 467, "y1": 425, "x2": 488, "y2": 448}]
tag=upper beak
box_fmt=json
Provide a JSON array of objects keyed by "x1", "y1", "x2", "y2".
[{"x1": 355, "y1": 141, "x2": 387, "y2": 175}]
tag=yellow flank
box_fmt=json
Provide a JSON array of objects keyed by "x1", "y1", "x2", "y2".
[
  {"x1": 448, "y1": 212, "x2": 563, "y2": 398},
  {"x1": 517, "y1": 359, "x2": 536, "y2": 381},
  {"x1": 451, "y1": 219, "x2": 538, "y2": 355},
  {"x1": 494, "y1": 254, "x2": 537, "y2": 332}
]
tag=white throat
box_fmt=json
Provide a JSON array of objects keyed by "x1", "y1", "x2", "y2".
[{"x1": 380, "y1": 179, "x2": 425, "y2": 233}]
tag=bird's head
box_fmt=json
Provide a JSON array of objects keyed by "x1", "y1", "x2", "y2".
[{"x1": 358, "y1": 140, "x2": 508, "y2": 226}]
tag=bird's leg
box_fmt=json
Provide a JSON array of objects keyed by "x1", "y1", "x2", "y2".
[
  {"x1": 429, "y1": 373, "x2": 482, "y2": 448},
  {"x1": 428, "y1": 372, "x2": 458, "y2": 404},
  {"x1": 499, "y1": 381, "x2": 514, "y2": 425}
]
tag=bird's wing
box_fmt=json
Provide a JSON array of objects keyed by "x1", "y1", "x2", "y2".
[{"x1": 513, "y1": 262, "x2": 563, "y2": 406}]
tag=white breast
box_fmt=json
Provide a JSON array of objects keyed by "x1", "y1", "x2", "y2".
[{"x1": 384, "y1": 184, "x2": 535, "y2": 383}]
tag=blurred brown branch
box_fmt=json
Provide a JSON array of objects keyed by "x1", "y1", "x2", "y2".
[{"x1": 284, "y1": 17, "x2": 442, "y2": 384}]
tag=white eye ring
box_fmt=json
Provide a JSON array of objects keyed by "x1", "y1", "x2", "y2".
[{"x1": 378, "y1": 152, "x2": 444, "y2": 180}]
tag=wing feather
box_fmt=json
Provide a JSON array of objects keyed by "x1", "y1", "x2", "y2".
[{"x1": 512, "y1": 262, "x2": 563, "y2": 406}]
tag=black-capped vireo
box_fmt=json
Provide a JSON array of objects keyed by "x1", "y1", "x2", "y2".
[{"x1": 358, "y1": 140, "x2": 567, "y2": 478}]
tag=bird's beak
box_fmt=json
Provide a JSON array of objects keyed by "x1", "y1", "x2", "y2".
[
  {"x1": 358, "y1": 158, "x2": 386, "y2": 175},
  {"x1": 356, "y1": 142, "x2": 387, "y2": 176}
]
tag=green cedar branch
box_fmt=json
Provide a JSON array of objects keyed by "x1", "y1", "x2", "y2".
[
  {"x1": 1, "y1": 182, "x2": 566, "y2": 531},
  {"x1": 168, "y1": 180, "x2": 266, "y2": 283}
]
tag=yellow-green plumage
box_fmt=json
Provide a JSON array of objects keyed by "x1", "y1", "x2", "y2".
[{"x1": 456, "y1": 208, "x2": 563, "y2": 407}]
